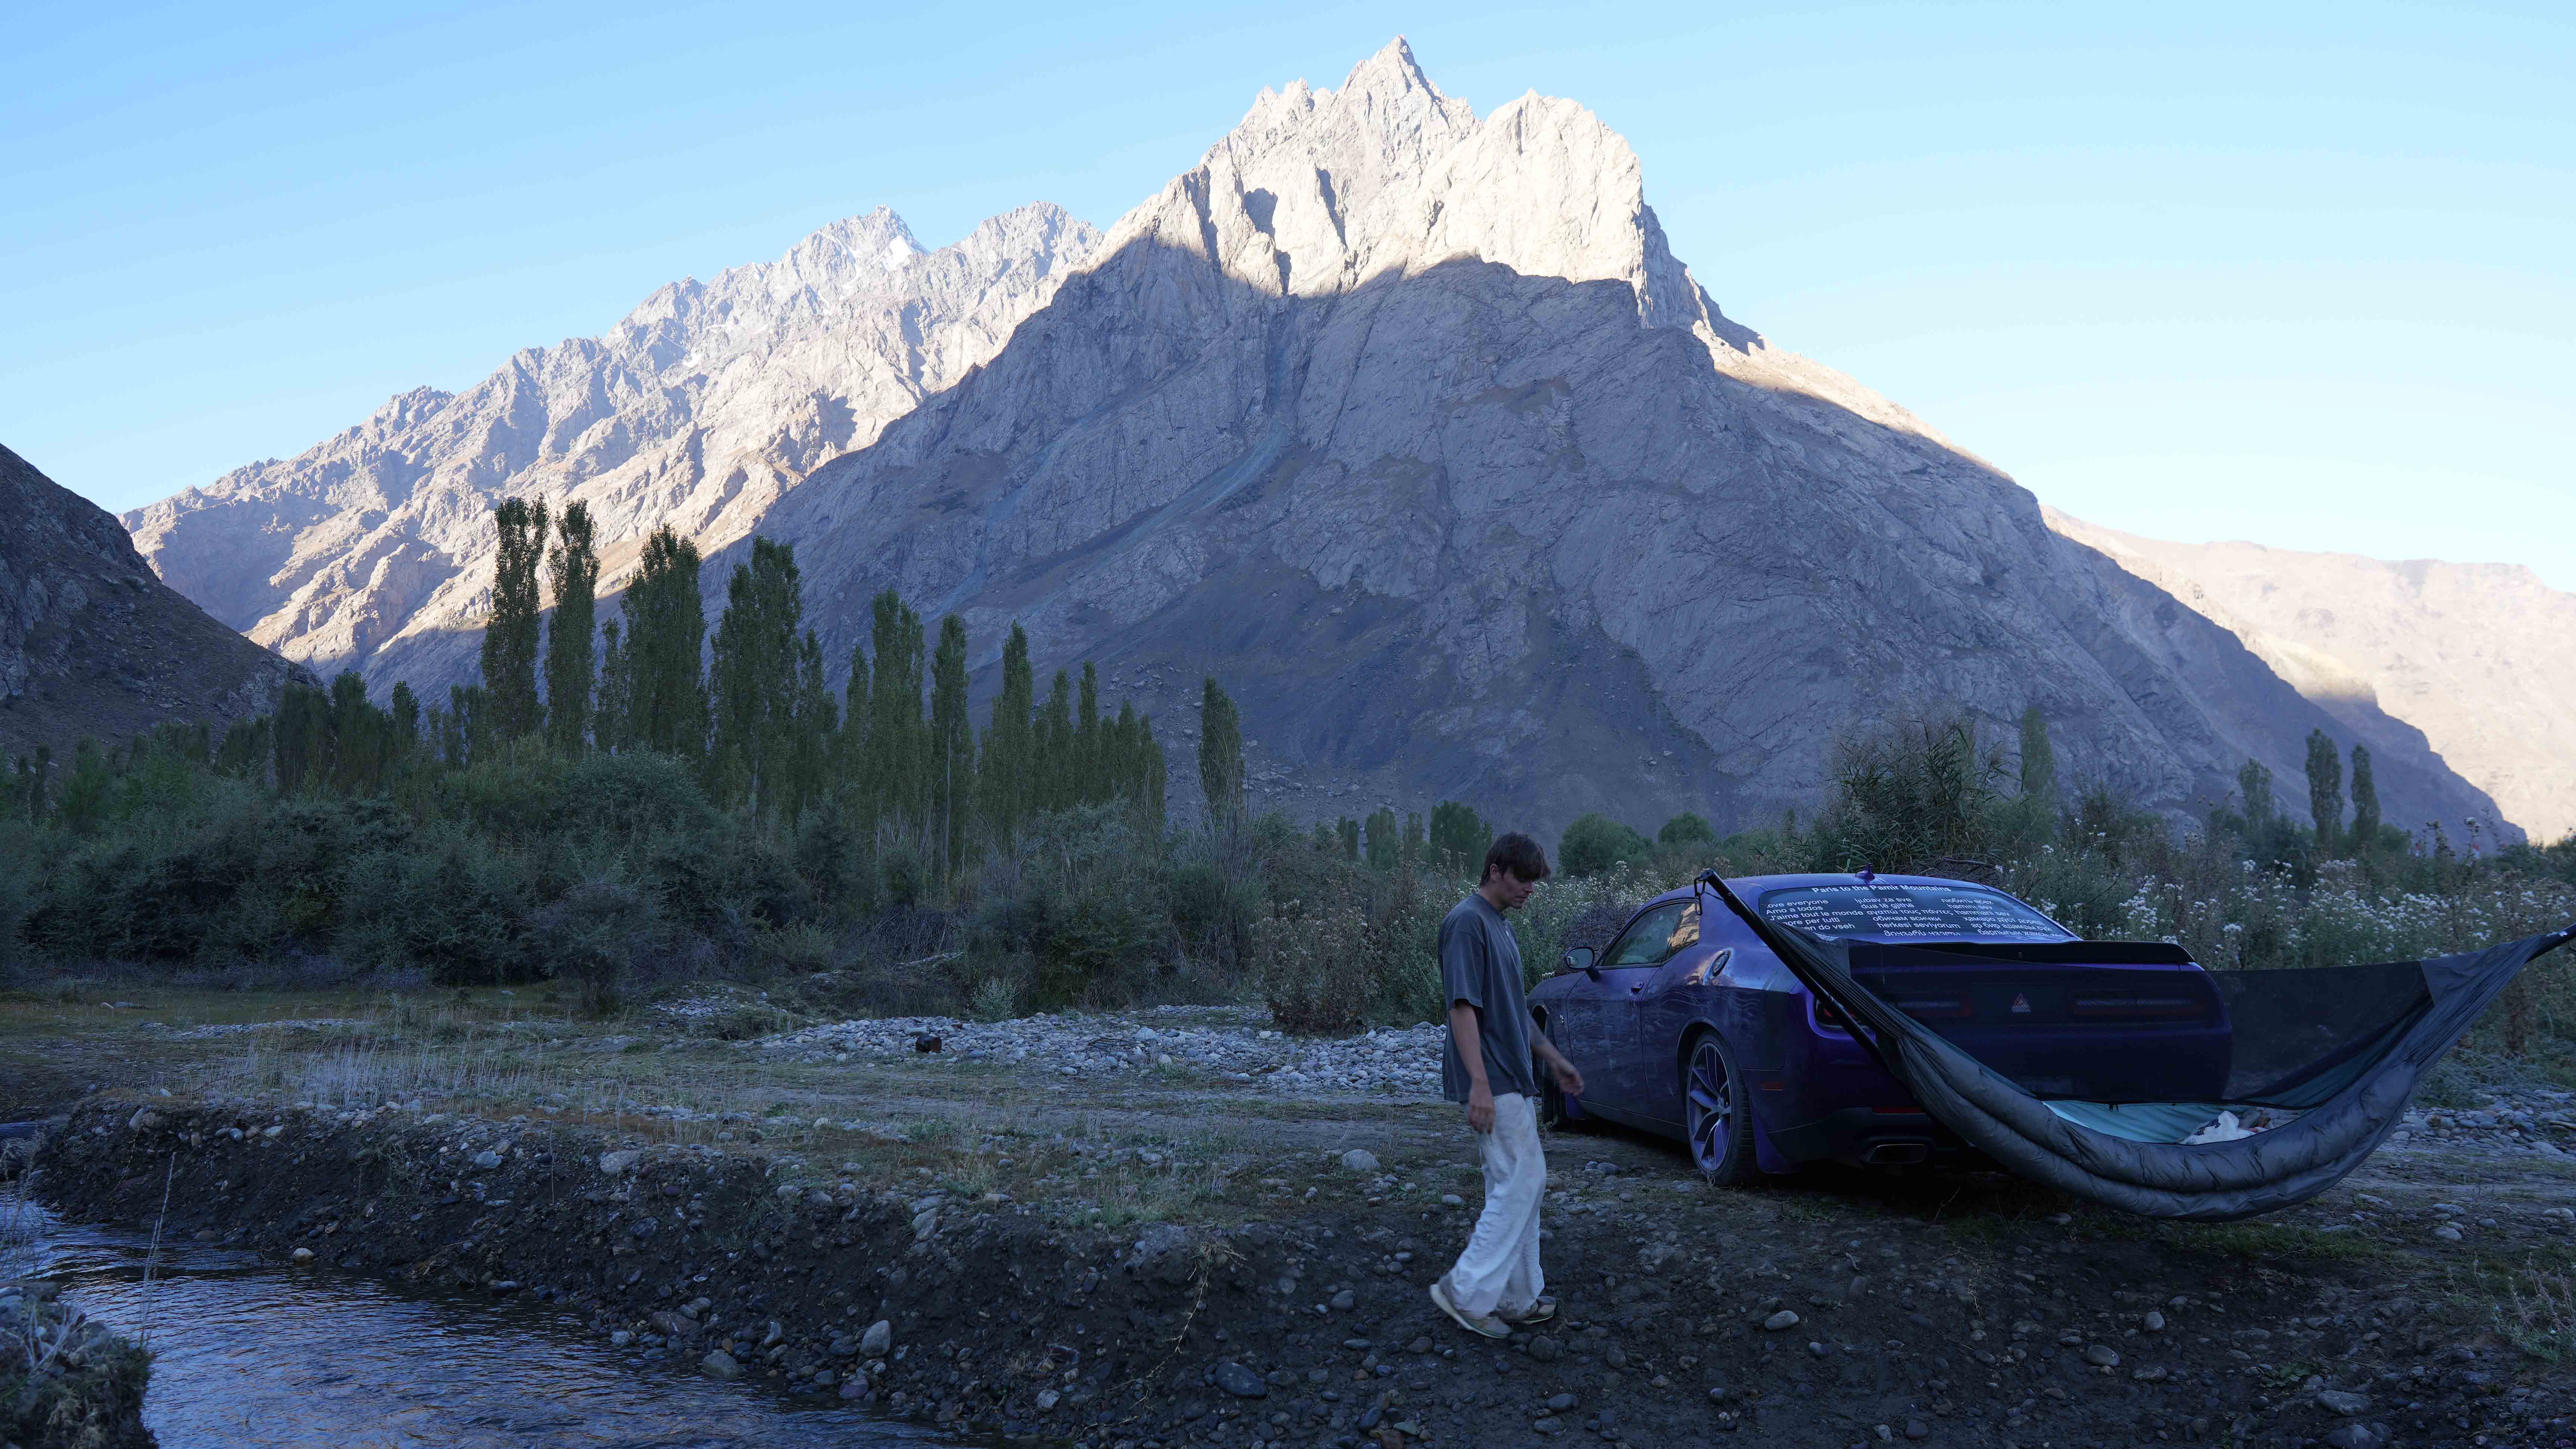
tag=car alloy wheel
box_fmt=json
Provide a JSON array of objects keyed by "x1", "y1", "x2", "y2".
[{"x1": 1685, "y1": 1033, "x2": 1755, "y2": 1183}]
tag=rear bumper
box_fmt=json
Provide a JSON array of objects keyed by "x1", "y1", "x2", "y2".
[{"x1": 1767, "y1": 1105, "x2": 1968, "y2": 1168}]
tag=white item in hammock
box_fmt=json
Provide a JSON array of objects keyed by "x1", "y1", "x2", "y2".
[{"x1": 2183, "y1": 1111, "x2": 2255, "y2": 1144}]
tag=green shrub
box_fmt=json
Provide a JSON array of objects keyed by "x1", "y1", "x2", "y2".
[
  {"x1": 1165, "y1": 859, "x2": 1231, "y2": 938},
  {"x1": 1657, "y1": 812, "x2": 1716, "y2": 848},
  {"x1": 879, "y1": 844, "x2": 926, "y2": 909},
  {"x1": 749, "y1": 921, "x2": 836, "y2": 974},
  {"x1": 1253, "y1": 902, "x2": 1374, "y2": 1034},
  {"x1": 527, "y1": 874, "x2": 661, "y2": 1014},
  {"x1": 1559, "y1": 813, "x2": 1650, "y2": 876},
  {"x1": 1805, "y1": 714, "x2": 2007, "y2": 875},
  {"x1": 335, "y1": 825, "x2": 535, "y2": 983},
  {"x1": 968, "y1": 972, "x2": 1021, "y2": 1023}
]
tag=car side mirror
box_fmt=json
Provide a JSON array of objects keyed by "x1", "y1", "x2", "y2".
[{"x1": 1563, "y1": 946, "x2": 1600, "y2": 981}]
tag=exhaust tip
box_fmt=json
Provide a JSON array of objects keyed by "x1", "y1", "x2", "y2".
[{"x1": 1863, "y1": 1142, "x2": 1931, "y2": 1166}]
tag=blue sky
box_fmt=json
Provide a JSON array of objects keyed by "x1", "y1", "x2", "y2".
[{"x1": 6, "y1": 1, "x2": 2570, "y2": 581}]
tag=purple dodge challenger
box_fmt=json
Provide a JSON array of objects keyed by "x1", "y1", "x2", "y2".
[{"x1": 1527, "y1": 874, "x2": 2232, "y2": 1182}]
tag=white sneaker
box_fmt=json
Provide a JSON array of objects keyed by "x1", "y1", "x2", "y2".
[{"x1": 1428, "y1": 1279, "x2": 1511, "y2": 1339}]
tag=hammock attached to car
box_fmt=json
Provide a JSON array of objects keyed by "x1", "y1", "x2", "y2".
[{"x1": 1699, "y1": 873, "x2": 2573, "y2": 1221}]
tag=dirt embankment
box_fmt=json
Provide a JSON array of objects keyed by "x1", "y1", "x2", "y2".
[{"x1": 30, "y1": 1095, "x2": 2576, "y2": 1449}]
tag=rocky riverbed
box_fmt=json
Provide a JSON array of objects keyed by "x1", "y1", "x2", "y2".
[{"x1": 26, "y1": 1087, "x2": 2576, "y2": 1449}]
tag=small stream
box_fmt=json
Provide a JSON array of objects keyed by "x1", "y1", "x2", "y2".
[{"x1": 5, "y1": 1202, "x2": 1001, "y2": 1448}]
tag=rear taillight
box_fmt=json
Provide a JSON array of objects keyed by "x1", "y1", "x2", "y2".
[
  {"x1": 2069, "y1": 996, "x2": 2205, "y2": 1019},
  {"x1": 1812, "y1": 997, "x2": 1848, "y2": 1029},
  {"x1": 1895, "y1": 997, "x2": 1972, "y2": 1020}
]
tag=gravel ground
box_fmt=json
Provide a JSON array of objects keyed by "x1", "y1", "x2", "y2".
[
  {"x1": 752, "y1": 1008, "x2": 2576, "y2": 1155},
  {"x1": 755, "y1": 1007, "x2": 1450, "y2": 1098}
]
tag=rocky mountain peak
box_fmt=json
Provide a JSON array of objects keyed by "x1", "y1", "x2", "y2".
[
  {"x1": 123, "y1": 202, "x2": 1103, "y2": 681},
  {"x1": 1144, "y1": 37, "x2": 1703, "y2": 336}
]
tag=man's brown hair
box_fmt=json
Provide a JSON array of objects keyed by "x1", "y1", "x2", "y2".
[{"x1": 1482, "y1": 832, "x2": 1550, "y2": 884}]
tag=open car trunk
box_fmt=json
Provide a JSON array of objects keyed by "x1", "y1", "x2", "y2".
[{"x1": 1711, "y1": 875, "x2": 2572, "y2": 1221}]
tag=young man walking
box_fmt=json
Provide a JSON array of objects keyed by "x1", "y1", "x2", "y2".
[{"x1": 1429, "y1": 832, "x2": 1585, "y2": 1339}]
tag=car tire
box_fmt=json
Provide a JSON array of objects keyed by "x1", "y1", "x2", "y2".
[{"x1": 1684, "y1": 1031, "x2": 1758, "y2": 1185}]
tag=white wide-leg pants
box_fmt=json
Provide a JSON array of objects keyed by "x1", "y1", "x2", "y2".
[{"x1": 1441, "y1": 1091, "x2": 1546, "y2": 1317}]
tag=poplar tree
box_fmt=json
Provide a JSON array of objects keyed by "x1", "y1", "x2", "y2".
[
  {"x1": 1134, "y1": 713, "x2": 1167, "y2": 832},
  {"x1": 543, "y1": 500, "x2": 600, "y2": 752},
  {"x1": 1037, "y1": 670, "x2": 1074, "y2": 812},
  {"x1": 1429, "y1": 801, "x2": 1490, "y2": 867},
  {"x1": 214, "y1": 724, "x2": 263, "y2": 782},
  {"x1": 837, "y1": 638, "x2": 870, "y2": 801},
  {"x1": 2238, "y1": 758, "x2": 2275, "y2": 827},
  {"x1": 621, "y1": 527, "x2": 709, "y2": 761},
  {"x1": 711, "y1": 537, "x2": 805, "y2": 811},
  {"x1": 787, "y1": 629, "x2": 837, "y2": 821},
  {"x1": 1107, "y1": 702, "x2": 1140, "y2": 803},
  {"x1": 929, "y1": 615, "x2": 975, "y2": 871},
  {"x1": 1364, "y1": 806, "x2": 1400, "y2": 869},
  {"x1": 866, "y1": 590, "x2": 926, "y2": 826},
  {"x1": 325, "y1": 671, "x2": 391, "y2": 793},
  {"x1": 388, "y1": 682, "x2": 420, "y2": 762},
  {"x1": 480, "y1": 497, "x2": 549, "y2": 739},
  {"x1": 1198, "y1": 677, "x2": 1245, "y2": 826},
  {"x1": 979, "y1": 624, "x2": 1035, "y2": 845},
  {"x1": 593, "y1": 620, "x2": 630, "y2": 753},
  {"x1": 1075, "y1": 663, "x2": 1102, "y2": 801},
  {"x1": 2304, "y1": 729, "x2": 2345, "y2": 851},
  {"x1": 2349, "y1": 744, "x2": 2381, "y2": 853},
  {"x1": 444, "y1": 685, "x2": 489, "y2": 768},
  {"x1": 1337, "y1": 817, "x2": 1361, "y2": 861},
  {"x1": 274, "y1": 682, "x2": 329, "y2": 793}
]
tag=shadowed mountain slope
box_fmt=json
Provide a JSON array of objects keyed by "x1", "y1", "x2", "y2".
[
  {"x1": 1, "y1": 444, "x2": 309, "y2": 763},
  {"x1": 2049, "y1": 509, "x2": 2575, "y2": 841}
]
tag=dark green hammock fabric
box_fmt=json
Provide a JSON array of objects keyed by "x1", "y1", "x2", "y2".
[{"x1": 1701, "y1": 873, "x2": 2572, "y2": 1221}]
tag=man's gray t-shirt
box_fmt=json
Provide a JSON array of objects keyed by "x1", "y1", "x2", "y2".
[{"x1": 1439, "y1": 892, "x2": 1536, "y2": 1102}]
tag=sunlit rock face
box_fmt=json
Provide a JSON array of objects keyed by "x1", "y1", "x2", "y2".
[
  {"x1": 2049, "y1": 510, "x2": 2575, "y2": 842},
  {"x1": 126, "y1": 40, "x2": 2505, "y2": 838},
  {"x1": 2, "y1": 444, "x2": 309, "y2": 762},
  {"x1": 121, "y1": 204, "x2": 1102, "y2": 684}
]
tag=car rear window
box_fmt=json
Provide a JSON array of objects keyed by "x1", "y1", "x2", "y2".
[{"x1": 1758, "y1": 883, "x2": 2071, "y2": 941}]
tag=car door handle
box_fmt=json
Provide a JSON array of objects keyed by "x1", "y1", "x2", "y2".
[{"x1": 1629, "y1": 985, "x2": 1644, "y2": 994}]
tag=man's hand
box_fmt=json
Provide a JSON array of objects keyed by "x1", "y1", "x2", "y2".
[
  {"x1": 1450, "y1": 1000, "x2": 1498, "y2": 1133},
  {"x1": 1539, "y1": 1040, "x2": 1585, "y2": 1099}
]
